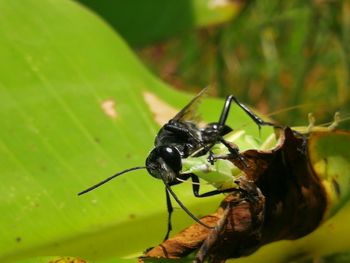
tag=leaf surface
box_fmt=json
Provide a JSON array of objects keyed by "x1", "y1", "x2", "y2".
[{"x1": 0, "y1": 0, "x2": 256, "y2": 261}]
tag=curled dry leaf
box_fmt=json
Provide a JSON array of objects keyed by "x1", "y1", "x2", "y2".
[{"x1": 141, "y1": 127, "x2": 331, "y2": 262}]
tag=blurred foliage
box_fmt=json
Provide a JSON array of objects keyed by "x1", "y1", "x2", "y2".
[
  {"x1": 137, "y1": 0, "x2": 350, "y2": 127},
  {"x1": 76, "y1": 0, "x2": 242, "y2": 47},
  {"x1": 293, "y1": 251, "x2": 350, "y2": 263},
  {"x1": 322, "y1": 251, "x2": 350, "y2": 263}
]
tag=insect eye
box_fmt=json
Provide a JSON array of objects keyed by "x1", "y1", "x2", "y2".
[
  {"x1": 158, "y1": 146, "x2": 182, "y2": 173},
  {"x1": 145, "y1": 146, "x2": 182, "y2": 179}
]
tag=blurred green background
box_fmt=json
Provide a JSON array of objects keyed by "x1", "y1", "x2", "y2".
[{"x1": 133, "y1": 0, "x2": 350, "y2": 126}]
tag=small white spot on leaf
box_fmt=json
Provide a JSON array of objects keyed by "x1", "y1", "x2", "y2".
[{"x1": 101, "y1": 99, "x2": 118, "y2": 119}]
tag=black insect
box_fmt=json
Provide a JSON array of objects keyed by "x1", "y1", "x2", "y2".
[{"x1": 78, "y1": 88, "x2": 274, "y2": 240}]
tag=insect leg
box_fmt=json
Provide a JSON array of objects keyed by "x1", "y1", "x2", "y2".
[
  {"x1": 202, "y1": 139, "x2": 241, "y2": 165},
  {"x1": 207, "y1": 138, "x2": 248, "y2": 168},
  {"x1": 164, "y1": 188, "x2": 173, "y2": 241},
  {"x1": 161, "y1": 176, "x2": 214, "y2": 230},
  {"x1": 191, "y1": 174, "x2": 238, "y2": 198},
  {"x1": 220, "y1": 138, "x2": 245, "y2": 159},
  {"x1": 218, "y1": 95, "x2": 280, "y2": 130}
]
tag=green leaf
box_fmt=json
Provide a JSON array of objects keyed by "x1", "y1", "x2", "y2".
[
  {"x1": 76, "y1": 0, "x2": 242, "y2": 47},
  {"x1": 0, "y1": 0, "x2": 259, "y2": 262}
]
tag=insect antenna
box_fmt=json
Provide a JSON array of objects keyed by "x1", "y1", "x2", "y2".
[
  {"x1": 78, "y1": 166, "x2": 146, "y2": 195},
  {"x1": 161, "y1": 176, "x2": 214, "y2": 229}
]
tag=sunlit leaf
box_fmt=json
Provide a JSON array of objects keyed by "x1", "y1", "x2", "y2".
[{"x1": 0, "y1": 0, "x2": 258, "y2": 261}]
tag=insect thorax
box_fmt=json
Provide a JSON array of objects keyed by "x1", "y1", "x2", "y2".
[{"x1": 155, "y1": 122, "x2": 203, "y2": 157}]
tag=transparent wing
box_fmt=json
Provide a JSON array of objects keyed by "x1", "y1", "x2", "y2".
[{"x1": 172, "y1": 87, "x2": 208, "y2": 123}]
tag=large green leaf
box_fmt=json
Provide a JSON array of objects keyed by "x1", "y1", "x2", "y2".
[{"x1": 0, "y1": 0, "x2": 258, "y2": 262}]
